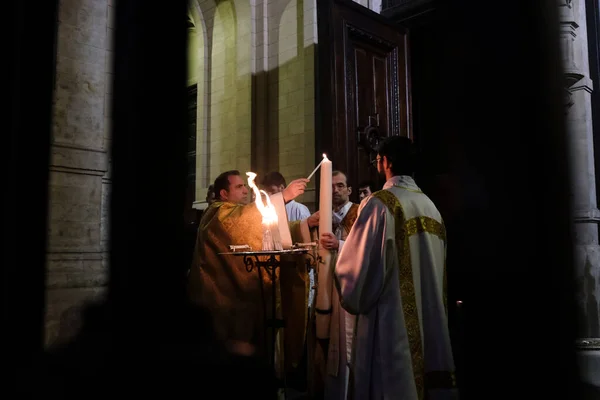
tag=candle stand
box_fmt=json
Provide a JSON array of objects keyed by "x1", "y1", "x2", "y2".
[{"x1": 220, "y1": 246, "x2": 319, "y2": 398}]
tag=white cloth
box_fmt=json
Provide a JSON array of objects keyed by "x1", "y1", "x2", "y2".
[
  {"x1": 333, "y1": 201, "x2": 353, "y2": 235},
  {"x1": 287, "y1": 199, "x2": 314, "y2": 309},
  {"x1": 332, "y1": 201, "x2": 356, "y2": 365},
  {"x1": 286, "y1": 200, "x2": 311, "y2": 222},
  {"x1": 332, "y1": 201, "x2": 356, "y2": 400},
  {"x1": 335, "y1": 175, "x2": 456, "y2": 400}
]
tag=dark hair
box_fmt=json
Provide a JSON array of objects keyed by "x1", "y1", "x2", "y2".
[
  {"x1": 358, "y1": 181, "x2": 373, "y2": 190},
  {"x1": 213, "y1": 170, "x2": 241, "y2": 201},
  {"x1": 376, "y1": 136, "x2": 416, "y2": 176},
  {"x1": 261, "y1": 171, "x2": 286, "y2": 188},
  {"x1": 206, "y1": 185, "x2": 215, "y2": 203}
]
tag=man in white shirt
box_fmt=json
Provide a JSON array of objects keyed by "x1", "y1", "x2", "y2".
[{"x1": 262, "y1": 171, "x2": 311, "y2": 221}]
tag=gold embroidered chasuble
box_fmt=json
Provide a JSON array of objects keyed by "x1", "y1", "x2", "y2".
[
  {"x1": 187, "y1": 193, "x2": 309, "y2": 372},
  {"x1": 334, "y1": 176, "x2": 456, "y2": 400}
]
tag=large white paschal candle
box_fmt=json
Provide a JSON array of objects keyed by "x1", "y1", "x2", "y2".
[
  {"x1": 319, "y1": 154, "x2": 332, "y2": 236},
  {"x1": 315, "y1": 154, "x2": 333, "y2": 338}
]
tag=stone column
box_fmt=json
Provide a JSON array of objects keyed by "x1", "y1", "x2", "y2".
[
  {"x1": 101, "y1": 0, "x2": 114, "y2": 275},
  {"x1": 45, "y1": 0, "x2": 111, "y2": 345},
  {"x1": 559, "y1": 0, "x2": 600, "y2": 393}
]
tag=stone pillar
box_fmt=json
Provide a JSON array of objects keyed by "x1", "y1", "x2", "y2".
[
  {"x1": 45, "y1": 0, "x2": 112, "y2": 346},
  {"x1": 559, "y1": 0, "x2": 600, "y2": 393},
  {"x1": 101, "y1": 0, "x2": 114, "y2": 275}
]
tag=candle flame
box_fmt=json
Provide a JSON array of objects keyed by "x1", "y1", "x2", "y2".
[
  {"x1": 246, "y1": 172, "x2": 279, "y2": 226},
  {"x1": 323, "y1": 153, "x2": 327, "y2": 159}
]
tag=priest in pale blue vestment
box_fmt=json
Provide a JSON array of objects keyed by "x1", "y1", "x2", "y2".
[{"x1": 332, "y1": 136, "x2": 457, "y2": 400}]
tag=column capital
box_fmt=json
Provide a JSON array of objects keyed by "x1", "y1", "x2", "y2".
[
  {"x1": 574, "y1": 208, "x2": 600, "y2": 223},
  {"x1": 558, "y1": 0, "x2": 575, "y2": 22},
  {"x1": 576, "y1": 338, "x2": 600, "y2": 350},
  {"x1": 568, "y1": 75, "x2": 594, "y2": 94}
]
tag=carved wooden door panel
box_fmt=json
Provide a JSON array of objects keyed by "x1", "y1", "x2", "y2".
[{"x1": 316, "y1": 0, "x2": 411, "y2": 202}]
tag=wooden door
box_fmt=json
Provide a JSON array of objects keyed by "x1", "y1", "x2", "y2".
[{"x1": 316, "y1": 0, "x2": 411, "y2": 202}]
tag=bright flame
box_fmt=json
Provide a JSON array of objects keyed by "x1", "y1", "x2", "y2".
[
  {"x1": 323, "y1": 153, "x2": 327, "y2": 158},
  {"x1": 247, "y1": 172, "x2": 283, "y2": 251},
  {"x1": 246, "y1": 172, "x2": 279, "y2": 226}
]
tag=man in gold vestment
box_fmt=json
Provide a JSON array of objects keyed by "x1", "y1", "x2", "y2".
[{"x1": 187, "y1": 170, "x2": 310, "y2": 372}]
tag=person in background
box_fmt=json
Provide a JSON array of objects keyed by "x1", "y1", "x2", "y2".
[
  {"x1": 206, "y1": 184, "x2": 216, "y2": 205},
  {"x1": 262, "y1": 171, "x2": 311, "y2": 222},
  {"x1": 357, "y1": 180, "x2": 374, "y2": 201}
]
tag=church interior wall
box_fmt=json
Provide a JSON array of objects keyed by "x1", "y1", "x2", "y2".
[
  {"x1": 189, "y1": 0, "x2": 319, "y2": 211},
  {"x1": 273, "y1": 0, "x2": 317, "y2": 205},
  {"x1": 39, "y1": 0, "x2": 600, "y2": 389},
  {"x1": 45, "y1": 0, "x2": 113, "y2": 346},
  {"x1": 42, "y1": 0, "x2": 386, "y2": 345}
]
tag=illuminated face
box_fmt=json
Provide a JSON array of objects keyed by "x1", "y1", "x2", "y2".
[{"x1": 222, "y1": 174, "x2": 249, "y2": 204}]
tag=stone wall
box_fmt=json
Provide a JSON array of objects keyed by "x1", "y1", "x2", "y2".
[
  {"x1": 186, "y1": 0, "x2": 385, "y2": 211},
  {"x1": 189, "y1": 0, "x2": 319, "y2": 211},
  {"x1": 45, "y1": 0, "x2": 113, "y2": 346},
  {"x1": 274, "y1": 0, "x2": 317, "y2": 195},
  {"x1": 188, "y1": 0, "x2": 253, "y2": 207},
  {"x1": 43, "y1": 0, "x2": 405, "y2": 345}
]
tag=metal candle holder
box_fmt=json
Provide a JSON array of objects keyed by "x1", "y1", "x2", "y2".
[{"x1": 220, "y1": 244, "x2": 319, "y2": 397}]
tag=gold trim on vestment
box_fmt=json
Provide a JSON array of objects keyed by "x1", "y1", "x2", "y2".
[
  {"x1": 405, "y1": 216, "x2": 446, "y2": 241},
  {"x1": 404, "y1": 215, "x2": 448, "y2": 315},
  {"x1": 373, "y1": 190, "x2": 425, "y2": 400}
]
